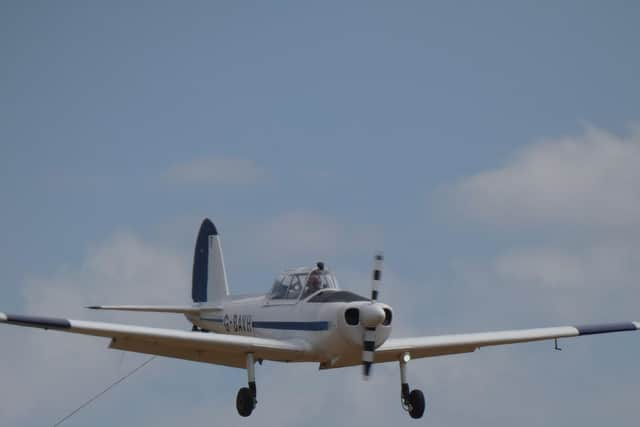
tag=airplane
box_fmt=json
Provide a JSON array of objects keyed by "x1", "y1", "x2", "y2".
[{"x1": 1, "y1": 218, "x2": 639, "y2": 419}]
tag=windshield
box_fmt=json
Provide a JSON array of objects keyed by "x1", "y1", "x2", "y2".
[
  {"x1": 270, "y1": 273, "x2": 308, "y2": 300},
  {"x1": 301, "y1": 271, "x2": 335, "y2": 299},
  {"x1": 269, "y1": 269, "x2": 339, "y2": 301}
]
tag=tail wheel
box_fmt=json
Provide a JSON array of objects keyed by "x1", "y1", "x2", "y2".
[
  {"x1": 408, "y1": 389, "x2": 426, "y2": 419},
  {"x1": 236, "y1": 387, "x2": 255, "y2": 417}
]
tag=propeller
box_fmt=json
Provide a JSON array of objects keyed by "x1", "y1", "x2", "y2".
[{"x1": 362, "y1": 253, "x2": 384, "y2": 378}]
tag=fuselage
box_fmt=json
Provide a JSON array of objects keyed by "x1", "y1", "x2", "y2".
[{"x1": 187, "y1": 289, "x2": 393, "y2": 368}]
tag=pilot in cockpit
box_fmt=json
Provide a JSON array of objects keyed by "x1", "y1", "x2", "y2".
[
  {"x1": 301, "y1": 262, "x2": 325, "y2": 298},
  {"x1": 305, "y1": 273, "x2": 321, "y2": 294}
]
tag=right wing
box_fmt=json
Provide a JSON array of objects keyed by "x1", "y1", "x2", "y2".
[
  {"x1": 320, "y1": 321, "x2": 640, "y2": 369},
  {"x1": 374, "y1": 321, "x2": 640, "y2": 363},
  {"x1": 0, "y1": 312, "x2": 311, "y2": 368}
]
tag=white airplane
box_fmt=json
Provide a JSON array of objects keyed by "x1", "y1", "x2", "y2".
[{"x1": 1, "y1": 218, "x2": 639, "y2": 419}]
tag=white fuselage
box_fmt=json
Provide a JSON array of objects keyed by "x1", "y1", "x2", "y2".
[{"x1": 187, "y1": 292, "x2": 393, "y2": 368}]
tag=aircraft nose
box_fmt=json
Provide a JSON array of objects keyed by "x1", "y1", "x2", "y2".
[{"x1": 360, "y1": 304, "x2": 386, "y2": 328}]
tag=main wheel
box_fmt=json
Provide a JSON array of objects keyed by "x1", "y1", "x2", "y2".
[
  {"x1": 408, "y1": 389, "x2": 425, "y2": 419},
  {"x1": 236, "y1": 387, "x2": 255, "y2": 417}
]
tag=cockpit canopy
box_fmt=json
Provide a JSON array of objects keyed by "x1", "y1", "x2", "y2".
[{"x1": 269, "y1": 264, "x2": 339, "y2": 301}]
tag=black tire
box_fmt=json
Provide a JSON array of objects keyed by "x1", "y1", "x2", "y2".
[
  {"x1": 236, "y1": 387, "x2": 254, "y2": 417},
  {"x1": 408, "y1": 389, "x2": 426, "y2": 419}
]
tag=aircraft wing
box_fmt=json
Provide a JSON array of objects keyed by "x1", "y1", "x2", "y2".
[
  {"x1": 374, "y1": 321, "x2": 640, "y2": 363},
  {"x1": 86, "y1": 305, "x2": 203, "y2": 314},
  {"x1": 0, "y1": 312, "x2": 310, "y2": 368}
]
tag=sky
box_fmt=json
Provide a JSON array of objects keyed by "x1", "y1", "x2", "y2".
[{"x1": 1, "y1": 1, "x2": 640, "y2": 426}]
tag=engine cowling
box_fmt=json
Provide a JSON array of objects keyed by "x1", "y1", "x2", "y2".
[{"x1": 337, "y1": 302, "x2": 393, "y2": 348}]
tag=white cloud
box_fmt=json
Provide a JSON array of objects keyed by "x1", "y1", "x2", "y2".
[
  {"x1": 3, "y1": 215, "x2": 640, "y2": 427},
  {"x1": 246, "y1": 211, "x2": 382, "y2": 264},
  {"x1": 446, "y1": 124, "x2": 640, "y2": 323},
  {"x1": 495, "y1": 243, "x2": 640, "y2": 291},
  {"x1": 495, "y1": 247, "x2": 587, "y2": 289},
  {"x1": 0, "y1": 232, "x2": 189, "y2": 424},
  {"x1": 451, "y1": 125, "x2": 640, "y2": 228},
  {"x1": 167, "y1": 156, "x2": 265, "y2": 185},
  {"x1": 486, "y1": 241, "x2": 640, "y2": 323}
]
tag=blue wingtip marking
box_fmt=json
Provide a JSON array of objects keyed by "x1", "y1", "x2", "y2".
[
  {"x1": 575, "y1": 322, "x2": 637, "y2": 335},
  {"x1": 5, "y1": 314, "x2": 71, "y2": 329}
]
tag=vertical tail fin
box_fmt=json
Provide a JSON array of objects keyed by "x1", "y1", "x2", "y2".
[{"x1": 192, "y1": 218, "x2": 229, "y2": 303}]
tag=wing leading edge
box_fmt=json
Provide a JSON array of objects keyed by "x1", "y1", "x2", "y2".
[
  {"x1": 0, "y1": 312, "x2": 311, "y2": 368},
  {"x1": 86, "y1": 305, "x2": 202, "y2": 314},
  {"x1": 373, "y1": 321, "x2": 640, "y2": 364}
]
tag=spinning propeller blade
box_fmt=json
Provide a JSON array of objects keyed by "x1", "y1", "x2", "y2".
[{"x1": 362, "y1": 253, "x2": 383, "y2": 378}]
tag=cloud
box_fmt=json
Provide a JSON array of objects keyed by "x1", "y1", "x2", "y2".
[
  {"x1": 486, "y1": 241, "x2": 640, "y2": 322},
  {"x1": 494, "y1": 247, "x2": 587, "y2": 289},
  {"x1": 495, "y1": 243, "x2": 640, "y2": 291},
  {"x1": 444, "y1": 123, "x2": 640, "y2": 325},
  {"x1": 3, "y1": 214, "x2": 640, "y2": 427},
  {"x1": 167, "y1": 156, "x2": 265, "y2": 185},
  {"x1": 439, "y1": 123, "x2": 640, "y2": 425},
  {"x1": 245, "y1": 211, "x2": 382, "y2": 265},
  {"x1": 451, "y1": 125, "x2": 640, "y2": 228},
  {"x1": 0, "y1": 231, "x2": 190, "y2": 425}
]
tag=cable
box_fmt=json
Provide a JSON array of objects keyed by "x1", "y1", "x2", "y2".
[{"x1": 52, "y1": 355, "x2": 156, "y2": 427}]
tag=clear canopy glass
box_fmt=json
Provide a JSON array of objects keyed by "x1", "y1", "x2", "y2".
[{"x1": 269, "y1": 268, "x2": 338, "y2": 301}]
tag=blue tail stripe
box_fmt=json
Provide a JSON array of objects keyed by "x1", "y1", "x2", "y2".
[{"x1": 192, "y1": 218, "x2": 217, "y2": 303}]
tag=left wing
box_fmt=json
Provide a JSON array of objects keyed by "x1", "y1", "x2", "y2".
[
  {"x1": 373, "y1": 321, "x2": 640, "y2": 364},
  {"x1": 86, "y1": 305, "x2": 202, "y2": 314},
  {"x1": 0, "y1": 312, "x2": 311, "y2": 368}
]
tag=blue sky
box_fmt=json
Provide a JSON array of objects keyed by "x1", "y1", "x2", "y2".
[{"x1": 2, "y1": 2, "x2": 640, "y2": 426}]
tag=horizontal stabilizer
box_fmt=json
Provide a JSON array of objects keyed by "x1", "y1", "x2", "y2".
[{"x1": 86, "y1": 305, "x2": 201, "y2": 314}]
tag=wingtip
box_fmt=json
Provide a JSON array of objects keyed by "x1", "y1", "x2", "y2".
[
  {"x1": 86, "y1": 306, "x2": 101, "y2": 310},
  {"x1": 2, "y1": 314, "x2": 71, "y2": 329}
]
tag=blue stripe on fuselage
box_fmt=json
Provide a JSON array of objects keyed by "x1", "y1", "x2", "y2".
[
  {"x1": 252, "y1": 321, "x2": 329, "y2": 331},
  {"x1": 200, "y1": 317, "x2": 223, "y2": 323}
]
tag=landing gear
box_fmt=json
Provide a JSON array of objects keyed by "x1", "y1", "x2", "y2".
[
  {"x1": 236, "y1": 387, "x2": 255, "y2": 417},
  {"x1": 399, "y1": 352, "x2": 426, "y2": 419},
  {"x1": 236, "y1": 353, "x2": 257, "y2": 417},
  {"x1": 406, "y1": 389, "x2": 425, "y2": 419}
]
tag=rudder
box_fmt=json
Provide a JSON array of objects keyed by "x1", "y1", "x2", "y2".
[{"x1": 192, "y1": 218, "x2": 229, "y2": 303}]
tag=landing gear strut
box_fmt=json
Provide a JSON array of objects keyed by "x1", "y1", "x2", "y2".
[
  {"x1": 399, "y1": 352, "x2": 426, "y2": 419},
  {"x1": 236, "y1": 353, "x2": 257, "y2": 417}
]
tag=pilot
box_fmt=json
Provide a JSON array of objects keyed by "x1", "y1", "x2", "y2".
[{"x1": 303, "y1": 272, "x2": 322, "y2": 298}]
